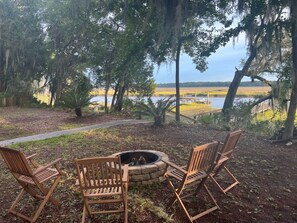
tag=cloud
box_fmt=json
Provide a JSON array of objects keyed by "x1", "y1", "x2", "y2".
[{"x1": 154, "y1": 35, "x2": 248, "y2": 83}]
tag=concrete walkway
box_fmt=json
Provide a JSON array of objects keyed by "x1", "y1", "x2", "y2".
[{"x1": 0, "y1": 119, "x2": 150, "y2": 147}]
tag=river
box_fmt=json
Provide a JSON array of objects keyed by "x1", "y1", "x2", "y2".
[{"x1": 91, "y1": 96, "x2": 254, "y2": 109}]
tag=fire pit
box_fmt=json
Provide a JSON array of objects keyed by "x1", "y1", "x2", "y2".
[{"x1": 112, "y1": 150, "x2": 169, "y2": 185}]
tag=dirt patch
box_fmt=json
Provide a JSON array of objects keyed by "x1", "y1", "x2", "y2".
[
  {"x1": 0, "y1": 109, "x2": 296, "y2": 223},
  {"x1": 0, "y1": 107, "x2": 129, "y2": 140}
]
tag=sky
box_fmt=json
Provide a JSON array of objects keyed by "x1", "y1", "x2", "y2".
[{"x1": 153, "y1": 35, "x2": 251, "y2": 84}]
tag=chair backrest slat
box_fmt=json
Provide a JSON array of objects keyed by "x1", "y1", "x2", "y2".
[
  {"x1": 75, "y1": 157, "x2": 123, "y2": 190},
  {"x1": 187, "y1": 142, "x2": 219, "y2": 176},
  {"x1": 0, "y1": 147, "x2": 32, "y2": 177},
  {"x1": 220, "y1": 130, "x2": 242, "y2": 158}
]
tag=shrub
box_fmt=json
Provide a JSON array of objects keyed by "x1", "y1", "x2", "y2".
[
  {"x1": 135, "y1": 97, "x2": 175, "y2": 126},
  {"x1": 199, "y1": 114, "x2": 214, "y2": 125},
  {"x1": 60, "y1": 75, "x2": 92, "y2": 117}
]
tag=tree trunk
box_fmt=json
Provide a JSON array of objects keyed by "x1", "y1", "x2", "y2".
[
  {"x1": 154, "y1": 116, "x2": 162, "y2": 126},
  {"x1": 0, "y1": 46, "x2": 5, "y2": 92},
  {"x1": 222, "y1": 45, "x2": 257, "y2": 120},
  {"x1": 104, "y1": 88, "x2": 109, "y2": 113},
  {"x1": 282, "y1": 1, "x2": 297, "y2": 140},
  {"x1": 114, "y1": 82, "x2": 125, "y2": 112},
  {"x1": 54, "y1": 80, "x2": 63, "y2": 106},
  {"x1": 104, "y1": 72, "x2": 111, "y2": 113},
  {"x1": 110, "y1": 82, "x2": 118, "y2": 110},
  {"x1": 222, "y1": 70, "x2": 245, "y2": 119},
  {"x1": 175, "y1": 40, "x2": 182, "y2": 122},
  {"x1": 75, "y1": 107, "x2": 82, "y2": 117},
  {"x1": 104, "y1": 81, "x2": 110, "y2": 114}
]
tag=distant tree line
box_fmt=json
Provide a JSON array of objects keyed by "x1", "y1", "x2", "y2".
[{"x1": 157, "y1": 81, "x2": 268, "y2": 88}]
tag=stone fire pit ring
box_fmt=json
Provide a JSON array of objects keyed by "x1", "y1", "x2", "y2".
[{"x1": 112, "y1": 150, "x2": 169, "y2": 185}]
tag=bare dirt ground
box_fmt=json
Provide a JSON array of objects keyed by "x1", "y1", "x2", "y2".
[
  {"x1": 0, "y1": 107, "x2": 128, "y2": 140},
  {"x1": 0, "y1": 108, "x2": 296, "y2": 223}
]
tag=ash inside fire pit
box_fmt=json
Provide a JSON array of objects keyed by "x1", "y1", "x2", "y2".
[{"x1": 119, "y1": 151, "x2": 160, "y2": 166}]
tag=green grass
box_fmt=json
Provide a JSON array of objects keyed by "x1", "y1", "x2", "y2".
[
  {"x1": 58, "y1": 123, "x2": 83, "y2": 130},
  {"x1": 253, "y1": 110, "x2": 287, "y2": 122}
]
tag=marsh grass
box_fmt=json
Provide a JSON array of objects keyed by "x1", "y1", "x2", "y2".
[
  {"x1": 91, "y1": 86, "x2": 270, "y2": 97},
  {"x1": 155, "y1": 87, "x2": 270, "y2": 97},
  {"x1": 178, "y1": 103, "x2": 213, "y2": 116}
]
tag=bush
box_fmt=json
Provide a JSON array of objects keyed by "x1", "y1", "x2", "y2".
[
  {"x1": 199, "y1": 114, "x2": 214, "y2": 125},
  {"x1": 135, "y1": 97, "x2": 175, "y2": 126},
  {"x1": 60, "y1": 75, "x2": 92, "y2": 117}
]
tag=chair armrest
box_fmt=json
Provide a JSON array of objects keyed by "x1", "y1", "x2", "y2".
[
  {"x1": 26, "y1": 153, "x2": 38, "y2": 160},
  {"x1": 162, "y1": 159, "x2": 187, "y2": 174},
  {"x1": 122, "y1": 164, "x2": 129, "y2": 183},
  {"x1": 26, "y1": 153, "x2": 39, "y2": 168},
  {"x1": 33, "y1": 158, "x2": 62, "y2": 175}
]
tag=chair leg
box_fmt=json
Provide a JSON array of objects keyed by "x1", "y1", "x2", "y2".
[
  {"x1": 9, "y1": 189, "x2": 25, "y2": 214},
  {"x1": 167, "y1": 178, "x2": 219, "y2": 223},
  {"x1": 210, "y1": 166, "x2": 239, "y2": 194},
  {"x1": 9, "y1": 189, "x2": 34, "y2": 222},
  {"x1": 124, "y1": 185, "x2": 128, "y2": 223},
  {"x1": 174, "y1": 189, "x2": 193, "y2": 223},
  {"x1": 124, "y1": 196, "x2": 128, "y2": 223},
  {"x1": 32, "y1": 176, "x2": 61, "y2": 222},
  {"x1": 223, "y1": 166, "x2": 239, "y2": 192},
  {"x1": 9, "y1": 176, "x2": 61, "y2": 223},
  {"x1": 203, "y1": 184, "x2": 219, "y2": 210},
  {"x1": 190, "y1": 185, "x2": 219, "y2": 222},
  {"x1": 82, "y1": 204, "x2": 87, "y2": 223},
  {"x1": 166, "y1": 177, "x2": 186, "y2": 208},
  {"x1": 37, "y1": 179, "x2": 61, "y2": 207}
]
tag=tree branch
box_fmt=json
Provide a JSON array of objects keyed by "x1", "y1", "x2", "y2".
[
  {"x1": 250, "y1": 94, "x2": 272, "y2": 108},
  {"x1": 250, "y1": 75, "x2": 272, "y2": 87}
]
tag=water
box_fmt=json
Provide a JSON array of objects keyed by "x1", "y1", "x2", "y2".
[{"x1": 91, "y1": 95, "x2": 254, "y2": 109}]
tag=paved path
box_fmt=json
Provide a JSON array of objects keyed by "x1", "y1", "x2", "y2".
[{"x1": 0, "y1": 119, "x2": 150, "y2": 147}]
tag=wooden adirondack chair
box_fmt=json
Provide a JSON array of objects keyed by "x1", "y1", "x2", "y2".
[
  {"x1": 162, "y1": 142, "x2": 220, "y2": 223},
  {"x1": 0, "y1": 146, "x2": 62, "y2": 223},
  {"x1": 74, "y1": 156, "x2": 129, "y2": 223},
  {"x1": 209, "y1": 130, "x2": 242, "y2": 194}
]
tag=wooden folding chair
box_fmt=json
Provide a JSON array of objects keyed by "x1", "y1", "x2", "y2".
[
  {"x1": 209, "y1": 130, "x2": 242, "y2": 194},
  {"x1": 0, "y1": 146, "x2": 62, "y2": 223},
  {"x1": 162, "y1": 142, "x2": 220, "y2": 223},
  {"x1": 74, "y1": 156, "x2": 129, "y2": 223}
]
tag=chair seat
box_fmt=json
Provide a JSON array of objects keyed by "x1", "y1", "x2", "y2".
[
  {"x1": 84, "y1": 186, "x2": 122, "y2": 197},
  {"x1": 19, "y1": 168, "x2": 59, "y2": 184},
  {"x1": 168, "y1": 168, "x2": 208, "y2": 184}
]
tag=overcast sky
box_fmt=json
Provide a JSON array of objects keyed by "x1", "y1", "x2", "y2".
[{"x1": 153, "y1": 35, "x2": 252, "y2": 84}]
